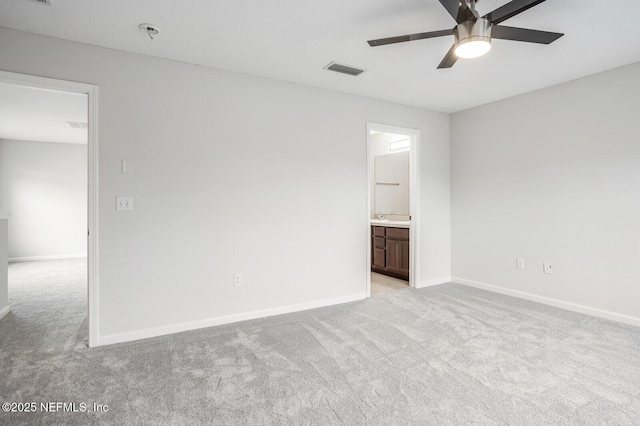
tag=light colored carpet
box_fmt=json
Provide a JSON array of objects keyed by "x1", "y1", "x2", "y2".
[
  {"x1": 1, "y1": 260, "x2": 640, "y2": 425},
  {"x1": 3, "y1": 259, "x2": 88, "y2": 353}
]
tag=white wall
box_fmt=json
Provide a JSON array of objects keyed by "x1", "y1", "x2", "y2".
[
  {"x1": 451, "y1": 61, "x2": 640, "y2": 323},
  {"x1": 420, "y1": 123, "x2": 451, "y2": 285},
  {"x1": 0, "y1": 139, "x2": 87, "y2": 260},
  {"x1": 0, "y1": 216, "x2": 8, "y2": 319},
  {"x1": 0, "y1": 27, "x2": 451, "y2": 343}
]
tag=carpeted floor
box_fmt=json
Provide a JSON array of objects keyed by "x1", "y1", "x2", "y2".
[
  {"x1": 1, "y1": 260, "x2": 640, "y2": 425},
  {"x1": 3, "y1": 259, "x2": 88, "y2": 353}
]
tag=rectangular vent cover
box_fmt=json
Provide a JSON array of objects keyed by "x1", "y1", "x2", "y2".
[
  {"x1": 324, "y1": 62, "x2": 365, "y2": 77},
  {"x1": 28, "y1": 0, "x2": 51, "y2": 5},
  {"x1": 67, "y1": 121, "x2": 88, "y2": 129}
]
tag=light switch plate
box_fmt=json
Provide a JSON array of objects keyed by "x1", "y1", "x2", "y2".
[{"x1": 122, "y1": 160, "x2": 133, "y2": 174}]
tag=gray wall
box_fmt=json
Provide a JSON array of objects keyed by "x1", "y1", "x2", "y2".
[
  {"x1": 0, "y1": 139, "x2": 87, "y2": 260},
  {"x1": 0, "y1": 27, "x2": 451, "y2": 343},
  {"x1": 0, "y1": 217, "x2": 8, "y2": 318},
  {"x1": 451, "y1": 61, "x2": 640, "y2": 321}
]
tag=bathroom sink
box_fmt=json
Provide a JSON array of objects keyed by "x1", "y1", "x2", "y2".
[{"x1": 370, "y1": 219, "x2": 410, "y2": 228}]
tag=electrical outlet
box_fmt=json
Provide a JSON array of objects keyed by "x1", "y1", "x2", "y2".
[
  {"x1": 516, "y1": 259, "x2": 525, "y2": 269},
  {"x1": 543, "y1": 263, "x2": 552, "y2": 274},
  {"x1": 47, "y1": 236, "x2": 55, "y2": 244},
  {"x1": 116, "y1": 197, "x2": 133, "y2": 211},
  {"x1": 233, "y1": 274, "x2": 242, "y2": 286}
]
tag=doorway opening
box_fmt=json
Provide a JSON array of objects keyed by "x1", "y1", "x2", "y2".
[
  {"x1": 0, "y1": 71, "x2": 98, "y2": 347},
  {"x1": 366, "y1": 123, "x2": 420, "y2": 297}
]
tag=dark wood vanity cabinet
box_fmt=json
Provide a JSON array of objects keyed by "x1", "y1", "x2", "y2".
[
  {"x1": 372, "y1": 226, "x2": 386, "y2": 270},
  {"x1": 371, "y1": 226, "x2": 409, "y2": 281}
]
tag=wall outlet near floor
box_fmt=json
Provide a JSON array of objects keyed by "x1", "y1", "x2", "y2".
[
  {"x1": 116, "y1": 197, "x2": 133, "y2": 211},
  {"x1": 543, "y1": 263, "x2": 552, "y2": 274},
  {"x1": 233, "y1": 274, "x2": 242, "y2": 286},
  {"x1": 516, "y1": 258, "x2": 525, "y2": 269}
]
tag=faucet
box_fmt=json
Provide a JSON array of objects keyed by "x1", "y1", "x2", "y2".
[{"x1": 376, "y1": 212, "x2": 384, "y2": 220}]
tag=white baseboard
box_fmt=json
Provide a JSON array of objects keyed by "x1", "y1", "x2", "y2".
[
  {"x1": 97, "y1": 292, "x2": 368, "y2": 347},
  {"x1": 9, "y1": 254, "x2": 87, "y2": 263},
  {"x1": 0, "y1": 305, "x2": 10, "y2": 321},
  {"x1": 415, "y1": 276, "x2": 451, "y2": 289},
  {"x1": 452, "y1": 277, "x2": 640, "y2": 328}
]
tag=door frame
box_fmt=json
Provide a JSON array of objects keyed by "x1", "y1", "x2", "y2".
[
  {"x1": 0, "y1": 70, "x2": 99, "y2": 347},
  {"x1": 366, "y1": 122, "x2": 420, "y2": 296}
]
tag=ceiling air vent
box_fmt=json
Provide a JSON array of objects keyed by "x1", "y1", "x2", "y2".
[
  {"x1": 324, "y1": 62, "x2": 365, "y2": 77},
  {"x1": 67, "y1": 121, "x2": 88, "y2": 129},
  {"x1": 27, "y1": 0, "x2": 51, "y2": 5}
]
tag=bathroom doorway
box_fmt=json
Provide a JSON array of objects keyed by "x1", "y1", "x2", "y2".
[{"x1": 366, "y1": 123, "x2": 420, "y2": 297}]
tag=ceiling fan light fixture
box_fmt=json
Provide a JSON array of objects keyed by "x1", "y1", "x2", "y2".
[
  {"x1": 454, "y1": 18, "x2": 492, "y2": 59},
  {"x1": 455, "y1": 38, "x2": 491, "y2": 59},
  {"x1": 367, "y1": 0, "x2": 564, "y2": 69}
]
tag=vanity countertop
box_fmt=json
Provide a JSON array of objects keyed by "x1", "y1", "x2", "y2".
[{"x1": 370, "y1": 219, "x2": 410, "y2": 229}]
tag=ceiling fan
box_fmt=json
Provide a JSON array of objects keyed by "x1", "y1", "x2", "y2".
[{"x1": 367, "y1": 0, "x2": 563, "y2": 68}]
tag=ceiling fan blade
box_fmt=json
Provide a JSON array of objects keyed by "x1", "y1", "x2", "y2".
[
  {"x1": 483, "y1": 0, "x2": 547, "y2": 25},
  {"x1": 492, "y1": 25, "x2": 563, "y2": 44},
  {"x1": 437, "y1": 44, "x2": 458, "y2": 69},
  {"x1": 439, "y1": 0, "x2": 478, "y2": 24},
  {"x1": 368, "y1": 29, "x2": 453, "y2": 47},
  {"x1": 438, "y1": 0, "x2": 460, "y2": 21}
]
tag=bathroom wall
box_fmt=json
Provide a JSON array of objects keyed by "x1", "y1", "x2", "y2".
[
  {"x1": 369, "y1": 132, "x2": 411, "y2": 220},
  {"x1": 373, "y1": 151, "x2": 410, "y2": 217}
]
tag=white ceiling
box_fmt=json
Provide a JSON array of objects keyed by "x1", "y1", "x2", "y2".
[
  {"x1": 1, "y1": 0, "x2": 639, "y2": 112},
  {"x1": 0, "y1": 82, "x2": 87, "y2": 144}
]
